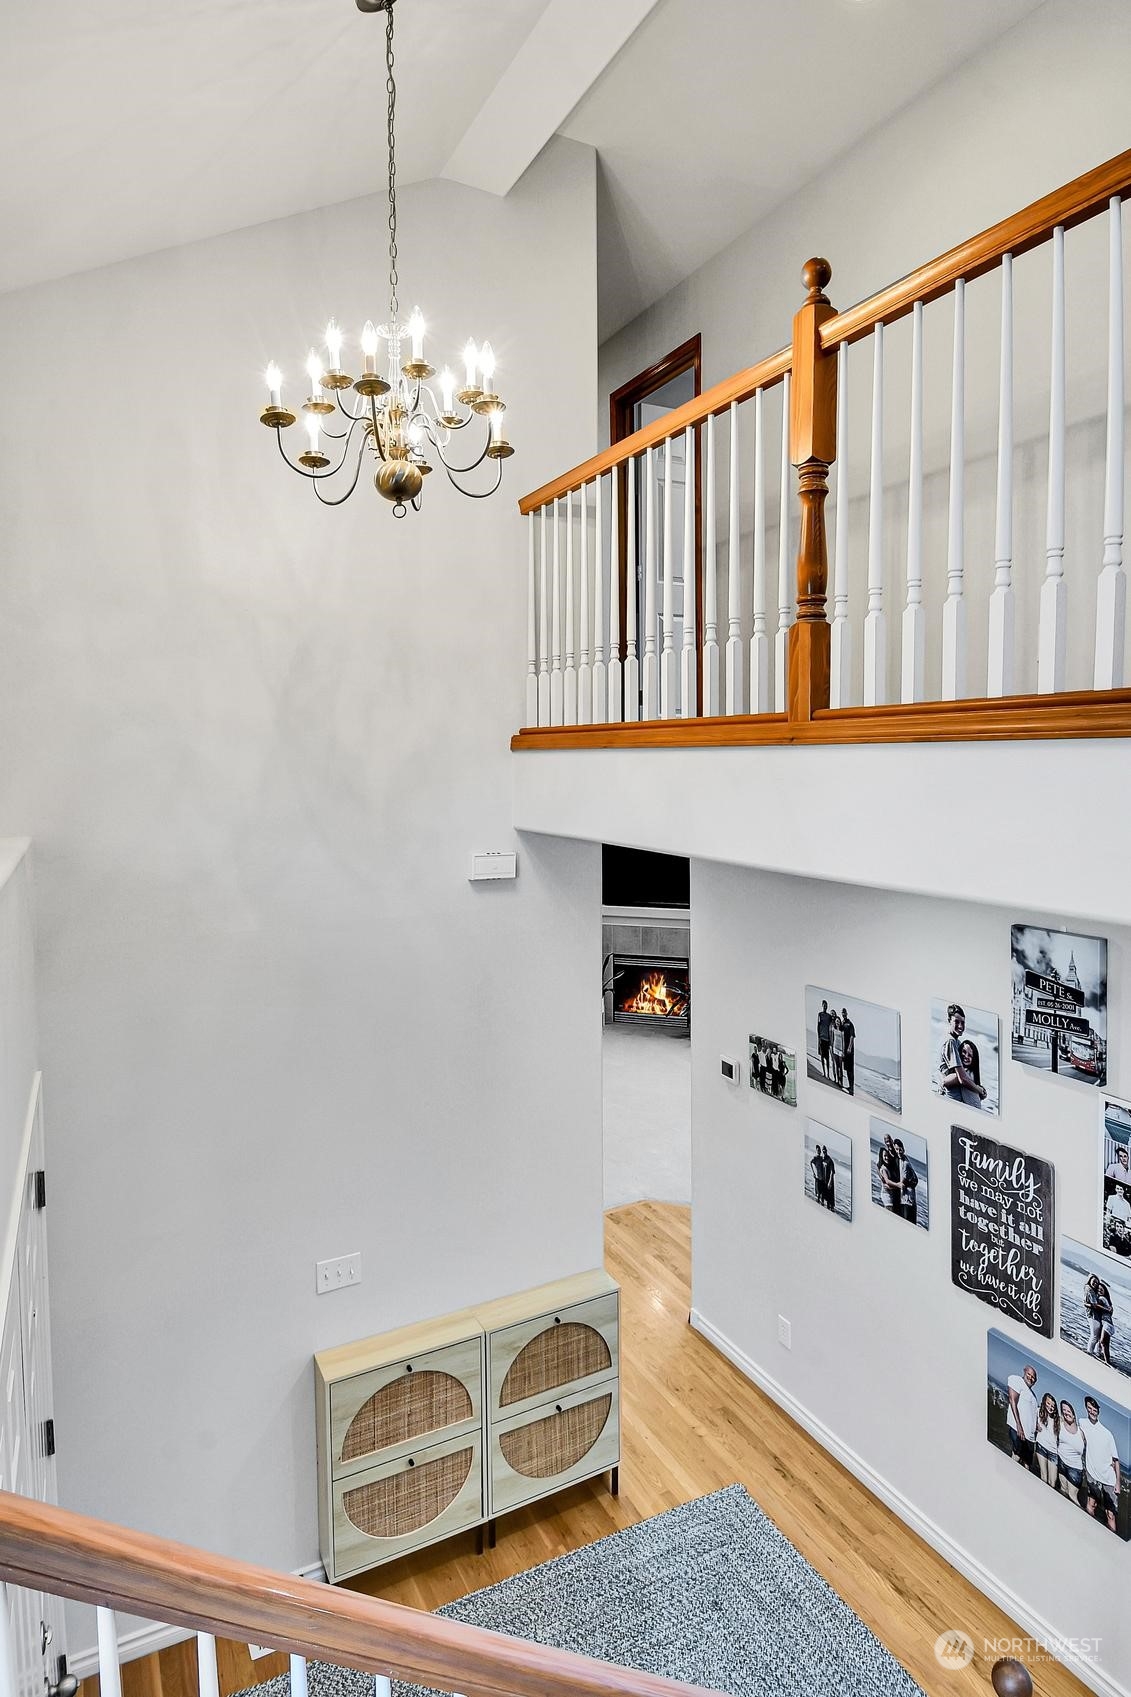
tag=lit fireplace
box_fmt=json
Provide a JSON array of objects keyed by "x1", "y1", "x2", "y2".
[{"x1": 610, "y1": 954, "x2": 690, "y2": 1032}]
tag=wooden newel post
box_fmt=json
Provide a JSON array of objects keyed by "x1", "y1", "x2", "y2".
[{"x1": 788, "y1": 258, "x2": 838, "y2": 722}]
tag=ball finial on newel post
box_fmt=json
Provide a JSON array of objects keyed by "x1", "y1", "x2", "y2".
[
  {"x1": 991, "y1": 1659, "x2": 1034, "y2": 1697},
  {"x1": 802, "y1": 257, "x2": 833, "y2": 304}
]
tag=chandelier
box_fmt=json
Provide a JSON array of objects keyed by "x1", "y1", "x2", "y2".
[{"x1": 258, "y1": 0, "x2": 514, "y2": 515}]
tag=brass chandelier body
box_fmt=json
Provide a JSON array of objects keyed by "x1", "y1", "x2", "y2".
[{"x1": 259, "y1": 0, "x2": 513, "y2": 514}]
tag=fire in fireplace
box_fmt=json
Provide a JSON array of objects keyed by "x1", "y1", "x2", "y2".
[{"x1": 610, "y1": 954, "x2": 690, "y2": 1031}]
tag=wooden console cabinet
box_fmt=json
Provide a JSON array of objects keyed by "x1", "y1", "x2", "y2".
[{"x1": 314, "y1": 1269, "x2": 619, "y2": 1581}]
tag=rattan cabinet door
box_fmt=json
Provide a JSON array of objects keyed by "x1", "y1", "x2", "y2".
[
  {"x1": 331, "y1": 1430, "x2": 483, "y2": 1579},
  {"x1": 329, "y1": 1334, "x2": 482, "y2": 1478},
  {"x1": 489, "y1": 1292, "x2": 618, "y2": 1420},
  {"x1": 488, "y1": 1381, "x2": 620, "y2": 1517}
]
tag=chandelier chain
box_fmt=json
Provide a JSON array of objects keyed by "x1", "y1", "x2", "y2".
[{"x1": 385, "y1": 2, "x2": 398, "y2": 324}]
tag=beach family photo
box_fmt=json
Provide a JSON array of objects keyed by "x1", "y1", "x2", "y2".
[
  {"x1": 804, "y1": 985, "x2": 902, "y2": 1114},
  {"x1": 1060, "y1": 1236, "x2": 1131, "y2": 1378},
  {"x1": 987, "y1": 1328, "x2": 1131, "y2": 1539},
  {"x1": 1010, "y1": 924, "x2": 1108, "y2": 1088},
  {"x1": 870, "y1": 1120, "x2": 929, "y2": 1229},
  {"x1": 1100, "y1": 1091, "x2": 1131, "y2": 1258},
  {"x1": 929, "y1": 998, "x2": 1000, "y2": 1117},
  {"x1": 749, "y1": 1034, "x2": 797, "y2": 1107},
  {"x1": 804, "y1": 1121, "x2": 852, "y2": 1222}
]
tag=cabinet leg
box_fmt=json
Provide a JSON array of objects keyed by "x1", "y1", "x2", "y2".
[
  {"x1": 488, "y1": 1518, "x2": 497, "y2": 1548},
  {"x1": 611, "y1": 1465, "x2": 619, "y2": 1497},
  {"x1": 475, "y1": 1524, "x2": 484, "y2": 1555}
]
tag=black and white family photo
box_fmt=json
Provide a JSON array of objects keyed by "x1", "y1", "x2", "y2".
[
  {"x1": 749, "y1": 1034, "x2": 796, "y2": 1107},
  {"x1": 870, "y1": 1120, "x2": 929, "y2": 1230},
  {"x1": 1100, "y1": 1092, "x2": 1131, "y2": 1258},
  {"x1": 804, "y1": 986, "x2": 901, "y2": 1114},
  {"x1": 1011, "y1": 924, "x2": 1107, "y2": 1088},
  {"x1": 1060, "y1": 1236, "x2": 1131, "y2": 1379},
  {"x1": 929, "y1": 999, "x2": 1000, "y2": 1117},
  {"x1": 987, "y1": 1328, "x2": 1131, "y2": 1539},
  {"x1": 804, "y1": 1121, "x2": 852, "y2": 1222}
]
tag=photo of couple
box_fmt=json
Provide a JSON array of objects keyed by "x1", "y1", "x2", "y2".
[
  {"x1": 804, "y1": 985, "x2": 902, "y2": 1114},
  {"x1": 988, "y1": 1328, "x2": 1131, "y2": 1539},
  {"x1": 748, "y1": 1034, "x2": 797, "y2": 1107},
  {"x1": 870, "y1": 1121, "x2": 929, "y2": 1230},
  {"x1": 929, "y1": 998, "x2": 1000, "y2": 1117},
  {"x1": 803, "y1": 1121, "x2": 852, "y2": 1222},
  {"x1": 1100, "y1": 1093, "x2": 1131, "y2": 1258},
  {"x1": 1060, "y1": 1235, "x2": 1131, "y2": 1379}
]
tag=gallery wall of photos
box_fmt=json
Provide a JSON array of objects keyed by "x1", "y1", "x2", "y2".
[{"x1": 748, "y1": 921, "x2": 1131, "y2": 1540}]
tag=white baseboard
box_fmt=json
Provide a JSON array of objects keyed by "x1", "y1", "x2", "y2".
[
  {"x1": 68, "y1": 1559, "x2": 327, "y2": 1679},
  {"x1": 689, "y1": 1308, "x2": 1127, "y2": 1697}
]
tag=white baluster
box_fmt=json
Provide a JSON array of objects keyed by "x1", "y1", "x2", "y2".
[
  {"x1": 592, "y1": 473, "x2": 608, "y2": 722},
  {"x1": 97, "y1": 1608, "x2": 123, "y2": 1697},
  {"x1": 624, "y1": 460, "x2": 640, "y2": 721},
  {"x1": 525, "y1": 513, "x2": 538, "y2": 727},
  {"x1": 830, "y1": 342, "x2": 851, "y2": 708},
  {"x1": 290, "y1": 1657, "x2": 309, "y2": 1697},
  {"x1": 550, "y1": 497, "x2": 563, "y2": 724},
  {"x1": 774, "y1": 371, "x2": 793, "y2": 712},
  {"x1": 578, "y1": 481, "x2": 592, "y2": 723},
  {"x1": 1096, "y1": 196, "x2": 1126, "y2": 688},
  {"x1": 1039, "y1": 224, "x2": 1067, "y2": 694},
  {"x1": 941, "y1": 279, "x2": 967, "y2": 699},
  {"x1": 537, "y1": 504, "x2": 550, "y2": 725},
  {"x1": 863, "y1": 322, "x2": 887, "y2": 706},
  {"x1": 642, "y1": 445, "x2": 659, "y2": 718},
  {"x1": 374, "y1": 1679, "x2": 392, "y2": 1697},
  {"x1": 702, "y1": 414, "x2": 720, "y2": 714},
  {"x1": 680, "y1": 425, "x2": 697, "y2": 715},
  {"x1": 608, "y1": 469, "x2": 624, "y2": 720},
  {"x1": 749, "y1": 388, "x2": 770, "y2": 713},
  {"x1": 725, "y1": 401, "x2": 745, "y2": 712},
  {"x1": 660, "y1": 435, "x2": 677, "y2": 717},
  {"x1": 197, "y1": 1634, "x2": 220, "y2": 1697},
  {"x1": 988, "y1": 255, "x2": 1015, "y2": 698},
  {"x1": 901, "y1": 302, "x2": 925, "y2": 703},
  {"x1": 0, "y1": 1587, "x2": 17, "y2": 1697},
  {"x1": 564, "y1": 488, "x2": 578, "y2": 725}
]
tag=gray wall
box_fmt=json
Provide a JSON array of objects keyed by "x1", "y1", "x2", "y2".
[{"x1": 0, "y1": 137, "x2": 603, "y2": 1592}]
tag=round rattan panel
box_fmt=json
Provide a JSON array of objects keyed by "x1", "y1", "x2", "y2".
[
  {"x1": 342, "y1": 1446, "x2": 473, "y2": 1540},
  {"x1": 499, "y1": 1322, "x2": 611, "y2": 1408},
  {"x1": 341, "y1": 1371, "x2": 472, "y2": 1463},
  {"x1": 498, "y1": 1393, "x2": 612, "y2": 1480}
]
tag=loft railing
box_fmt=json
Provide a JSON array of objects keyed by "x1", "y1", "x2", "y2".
[
  {"x1": 0, "y1": 1493, "x2": 716, "y2": 1697},
  {"x1": 512, "y1": 149, "x2": 1131, "y2": 748}
]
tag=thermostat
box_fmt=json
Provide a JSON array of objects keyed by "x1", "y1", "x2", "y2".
[
  {"x1": 469, "y1": 851, "x2": 518, "y2": 882},
  {"x1": 720, "y1": 1056, "x2": 742, "y2": 1085}
]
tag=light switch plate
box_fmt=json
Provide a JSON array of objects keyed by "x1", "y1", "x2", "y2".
[
  {"x1": 316, "y1": 1253, "x2": 361, "y2": 1294},
  {"x1": 469, "y1": 850, "x2": 518, "y2": 881}
]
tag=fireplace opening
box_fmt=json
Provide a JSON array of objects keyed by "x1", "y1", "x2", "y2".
[{"x1": 609, "y1": 954, "x2": 690, "y2": 1032}]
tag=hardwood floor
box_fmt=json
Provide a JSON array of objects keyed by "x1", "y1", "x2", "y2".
[{"x1": 93, "y1": 1202, "x2": 1086, "y2": 1697}]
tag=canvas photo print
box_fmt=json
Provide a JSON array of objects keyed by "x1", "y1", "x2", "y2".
[
  {"x1": 1060, "y1": 1236, "x2": 1131, "y2": 1379},
  {"x1": 804, "y1": 986, "x2": 901, "y2": 1114},
  {"x1": 987, "y1": 1327, "x2": 1131, "y2": 1539},
  {"x1": 1011, "y1": 924, "x2": 1107, "y2": 1087},
  {"x1": 749, "y1": 1035, "x2": 796, "y2": 1107},
  {"x1": 870, "y1": 1120, "x2": 929, "y2": 1229},
  {"x1": 1100, "y1": 1092, "x2": 1131, "y2": 1259},
  {"x1": 804, "y1": 1120, "x2": 852, "y2": 1222},
  {"x1": 930, "y1": 999, "x2": 1000, "y2": 1117}
]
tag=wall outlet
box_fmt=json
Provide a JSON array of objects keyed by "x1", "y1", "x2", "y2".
[
  {"x1": 777, "y1": 1315, "x2": 792, "y2": 1350},
  {"x1": 316, "y1": 1253, "x2": 361, "y2": 1294},
  {"x1": 720, "y1": 1055, "x2": 742, "y2": 1085}
]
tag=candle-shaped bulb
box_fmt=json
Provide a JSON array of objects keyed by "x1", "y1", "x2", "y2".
[
  {"x1": 304, "y1": 413, "x2": 321, "y2": 451},
  {"x1": 463, "y1": 339, "x2": 478, "y2": 389},
  {"x1": 266, "y1": 361, "x2": 283, "y2": 405},
  {"x1": 325, "y1": 317, "x2": 343, "y2": 368},
  {"x1": 361, "y1": 320, "x2": 379, "y2": 356},
  {"x1": 479, "y1": 341, "x2": 496, "y2": 387},
  {"x1": 305, "y1": 348, "x2": 323, "y2": 393},
  {"x1": 409, "y1": 307, "x2": 425, "y2": 363},
  {"x1": 440, "y1": 367, "x2": 456, "y2": 414},
  {"x1": 408, "y1": 417, "x2": 424, "y2": 450}
]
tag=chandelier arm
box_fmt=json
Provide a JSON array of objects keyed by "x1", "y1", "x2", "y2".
[
  {"x1": 430, "y1": 433, "x2": 493, "y2": 477},
  {"x1": 440, "y1": 459, "x2": 505, "y2": 500},
  {"x1": 312, "y1": 450, "x2": 368, "y2": 505},
  {"x1": 275, "y1": 424, "x2": 365, "y2": 482},
  {"x1": 369, "y1": 396, "x2": 389, "y2": 461}
]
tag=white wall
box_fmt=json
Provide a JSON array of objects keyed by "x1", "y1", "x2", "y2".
[
  {"x1": 0, "y1": 136, "x2": 603, "y2": 1590},
  {"x1": 0, "y1": 844, "x2": 38, "y2": 1227},
  {"x1": 689, "y1": 861, "x2": 1129, "y2": 1696}
]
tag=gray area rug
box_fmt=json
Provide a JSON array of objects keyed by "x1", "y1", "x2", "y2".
[{"x1": 243, "y1": 1486, "x2": 923, "y2": 1697}]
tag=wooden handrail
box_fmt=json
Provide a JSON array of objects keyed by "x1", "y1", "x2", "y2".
[
  {"x1": 0, "y1": 1494, "x2": 718, "y2": 1697},
  {"x1": 820, "y1": 146, "x2": 1131, "y2": 350},
  {"x1": 517, "y1": 346, "x2": 790, "y2": 515}
]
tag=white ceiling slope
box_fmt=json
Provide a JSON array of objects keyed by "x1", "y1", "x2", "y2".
[
  {"x1": 559, "y1": 0, "x2": 1046, "y2": 341},
  {"x1": 0, "y1": 0, "x2": 550, "y2": 295}
]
